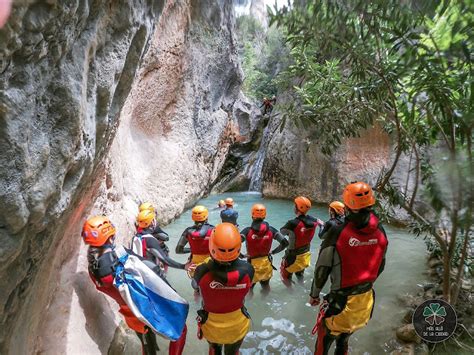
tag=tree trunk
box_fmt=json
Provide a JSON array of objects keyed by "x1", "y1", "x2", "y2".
[{"x1": 442, "y1": 253, "x2": 451, "y2": 302}]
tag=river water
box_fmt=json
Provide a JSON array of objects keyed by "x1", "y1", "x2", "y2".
[{"x1": 158, "y1": 192, "x2": 428, "y2": 354}]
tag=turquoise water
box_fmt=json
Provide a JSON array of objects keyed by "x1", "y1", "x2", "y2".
[{"x1": 157, "y1": 192, "x2": 428, "y2": 354}]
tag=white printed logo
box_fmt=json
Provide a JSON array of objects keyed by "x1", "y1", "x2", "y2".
[
  {"x1": 209, "y1": 281, "x2": 247, "y2": 290},
  {"x1": 349, "y1": 237, "x2": 378, "y2": 247}
]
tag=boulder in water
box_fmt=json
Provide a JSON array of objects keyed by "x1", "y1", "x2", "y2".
[{"x1": 396, "y1": 324, "x2": 421, "y2": 344}]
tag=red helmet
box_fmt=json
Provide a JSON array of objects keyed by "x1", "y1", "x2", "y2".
[{"x1": 82, "y1": 216, "x2": 116, "y2": 247}]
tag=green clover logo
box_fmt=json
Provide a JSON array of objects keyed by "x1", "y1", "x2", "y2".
[{"x1": 423, "y1": 303, "x2": 447, "y2": 325}]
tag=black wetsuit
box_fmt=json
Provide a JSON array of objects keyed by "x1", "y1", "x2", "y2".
[
  {"x1": 318, "y1": 215, "x2": 344, "y2": 239},
  {"x1": 137, "y1": 224, "x2": 170, "y2": 254}
]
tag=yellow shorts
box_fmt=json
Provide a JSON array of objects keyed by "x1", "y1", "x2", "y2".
[
  {"x1": 201, "y1": 309, "x2": 251, "y2": 344},
  {"x1": 285, "y1": 251, "x2": 311, "y2": 273},
  {"x1": 325, "y1": 289, "x2": 375, "y2": 335},
  {"x1": 250, "y1": 256, "x2": 273, "y2": 283}
]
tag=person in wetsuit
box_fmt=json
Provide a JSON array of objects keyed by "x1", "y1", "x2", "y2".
[
  {"x1": 220, "y1": 197, "x2": 239, "y2": 226},
  {"x1": 83, "y1": 216, "x2": 187, "y2": 355},
  {"x1": 309, "y1": 182, "x2": 388, "y2": 355},
  {"x1": 318, "y1": 201, "x2": 345, "y2": 240},
  {"x1": 240, "y1": 203, "x2": 288, "y2": 291},
  {"x1": 136, "y1": 207, "x2": 170, "y2": 255},
  {"x1": 194, "y1": 223, "x2": 254, "y2": 355},
  {"x1": 280, "y1": 196, "x2": 322, "y2": 281},
  {"x1": 175, "y1": 206, "x2": 214, "y2": 279}
]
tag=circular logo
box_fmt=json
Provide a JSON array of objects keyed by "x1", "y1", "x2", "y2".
[{"x1": 412, "y1": 299, "x2": 457, "y2": 343}]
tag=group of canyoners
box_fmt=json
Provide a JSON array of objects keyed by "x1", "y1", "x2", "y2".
[{"x1": 82, "y1": 181, "x2": 388, "y2": 354}]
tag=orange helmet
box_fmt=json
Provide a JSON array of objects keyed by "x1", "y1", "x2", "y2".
[
  {"x1": 192, "y1": 205, "x2": 208, "y2": 222},
  {"x1": 329, "y1": 201, "x2": 345, "y2": 216},
  {"x1": 294, "y1": 196, "x2": 311, "y2": 214},
  {"x1": 224, "y1": 198, "x2": 234, "y2": 207},
  {"x1": 137, "y1": 209, "x2": 155, "y2": 229},
  {"x1": 209, "y1": 223, "x2": 241, "y2": 262},
  {"x1": 139, "y1": 202, "x2": 155, "y2": 213},
  {"x1": 342, "y1": 181, "x2": 376, "y2": 210},
  {"x1": 251, "y1": 203, "x2": 266, "y2": 219},
  {"x1": 82, "y1": 216, "x2": 116, "y2": 247}
]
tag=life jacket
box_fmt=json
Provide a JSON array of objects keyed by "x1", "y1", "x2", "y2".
[
  {"x1": 198, "y1": 260, "x2": 253, "y2": 314},
  {"x1": 187, "y1": 224, "x2": 213, "y2": 255},
  {"x1": 336, "y1": 213, "x2": 388, "y2": 288},
  {"x1": 294, "y1": 215, "x2": 318, "y2": 249},
  {"x1": 246, "y1": 221, "x2": 274, "y2": 258}
]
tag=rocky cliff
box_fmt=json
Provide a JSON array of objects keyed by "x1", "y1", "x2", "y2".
[{"x1": 0, "y1": 1, "x2": 247, "y2": 353}]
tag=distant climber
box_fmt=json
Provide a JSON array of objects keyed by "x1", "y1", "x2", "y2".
[
  {"x1": 194, "y1": 223, "x2": 254, "y2": 354},
  {"x1": 260, "y1": 95, "x2": 276, "y2": 115},
  {"x1": 318, "y1": 201, "x2": 345, "y2": 240},
  {"x1": 240, "y1": 204, "x2": 289, "y2": 292},
  {"x1": 217, "y1": 199, "x2": 226, "y2": 209},
  {"x1": 280, "y1": 196, "x2": 322, "y2": 283},
  {"x1": 82, "y1": 216, "x2": 187, "y2": 355},
  {"x1": 175, "y1": 206, "x2": 214, "y2": 283},
  {"x1": 220, "y1": 197, "x2": 239, "y2": 225},
  {"x1": 309, "y1": 182, "x2": 388, "y2": 355}
]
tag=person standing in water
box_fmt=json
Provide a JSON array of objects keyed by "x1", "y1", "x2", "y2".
[
  {"x1": 280, "y1": 196, "x2": 321, "y2": 282},
  {"x1": 318, "y1": 201, "x2": 345, "y2": 240},
  {"x1": 309, "y1": 182, "x2": 388, "y2": 355},
  {"x1": 136, "y1": 208, "x2": 171, "y2": 255},
  {"x1": 83, "y1": 216, "x2": 187, "y2": 354},
  {"x1": 240, "y1": 203, "x2": 289, "y2": 292},
  {"x1": 175, "y1": 206, "x2": 214, "y2": 280},
  {"x1": 220, "y1": 197, "x2": 239, "y2": 225},
  {"x1": 194, "y1": 223, "x2": 254, "y2": 355},
  {"x1": 217, "y1": 200, "x2": 226, "y2": 209}
]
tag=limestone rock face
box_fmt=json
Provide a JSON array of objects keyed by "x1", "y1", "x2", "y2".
[
  {"x1": 262, "y1": 120, "x2": 392, "y2": 202},
  {"x1": 0, "y1": 1, "x2": 160, "y2": 352}
]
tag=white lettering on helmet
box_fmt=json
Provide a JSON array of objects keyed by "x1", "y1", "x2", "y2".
[
  {"x1": 349, "y1": 237, "x2": 378, "y2": 247},
  {"x1": 209, "y1": 281, "x2": 247, "y2": 289}
]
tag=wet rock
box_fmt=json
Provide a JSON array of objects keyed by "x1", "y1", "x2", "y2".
[
  {"x1": 402, "y1": 308, "x2": 414, "y2": 324},
  {"x1": 415, "y1": 343, "x2": 430, "y2": 355},
  {"x1": 428, "y1": 258, "x2": 443, "y2": 268},
  {"x1": 390, "y1": 342, "x2": 415, "y2": 355},
  {"x1": 108, "y1": 323, "x2": 142, "y2": 355},
  {"x1": 422, "y1": 283, "x2": 436, "y2": 291},
  {"x1": 396, "y1": 324, "x2": 421, "y2": 344}
]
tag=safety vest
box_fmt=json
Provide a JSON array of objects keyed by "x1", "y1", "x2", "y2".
[
  {"x1": 246, "y1": 222, "x2": 273, "y2": 258},
  {"x1": 198, "y1": 261, "x2": 253, "y2": 314},
  {"x1": 294, "y1": 219, "x2": 317, "y2": 249},
  {"x1": 336, "y1": 213, "x2": 388, "y2": 288},
  {"x1": 187, "y1": 224, "x2": 213, "y2": 255}
]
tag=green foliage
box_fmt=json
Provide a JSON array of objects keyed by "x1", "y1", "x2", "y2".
[
  {"x1": 270, "y1": 0, "x2": 473, "y2": 303},
  {"x1": 236, "y1": 15, "x2": 290, "y2": 100}
]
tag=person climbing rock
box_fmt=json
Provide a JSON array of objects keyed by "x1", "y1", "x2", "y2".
[
  {"x1": 136, "y1": 208, "x2": 170, "y2": 256},
  {"x1": 309, "y1": 182, "x2": 388, "y2": 355},
  {"x1": 280, "y1": 196, "x2": 321, "y2": 282},
  {"x1": 83, "y1": 216, "x2": 187, "y2": 355},
  {"x1": 194, "y1": 223, "x2": 254, "y2": 355},
  {"x1": 260, "y1": 96, "x2": 274, "y2": 115},
  {"x1": 318, "y1": 201, "x2": 345, "y2": 240},
  {"x1": 220, "y1": 197, "x2": 239, "y2": 225},
  {"x1": 176, "y1": 206, "x2": 214, "y2": 280},
  {"x1": 240, "y1": 203, "x2": 288, "y2": 292}
]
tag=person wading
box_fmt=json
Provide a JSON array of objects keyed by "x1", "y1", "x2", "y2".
[
  {"x1": 194, "y1": 223, "x2": 254, "y2": 355},
  {"x1": 176, "y1": 206, "x2": 214, "y2": 284},
  {"x1": 318, "y1": 201, "x2": 345, "y2": 240},
  {"x1": 309, "y1": 182, "x2": 388, "y2": 355},
  {"x1": 220, "y1": 197, "x2": 239, "y2": 226},
  {"x1": 280, "y1": 196, "x2": 321, "y2": 282},
  {"x1": 240, "y1": 203, "x2": 289, "y2": 293},
  {"x1": 83, "y1": 216, "x2": 187, "y2": 355},
  {"x1": 136, "y1": 203, "x2": 170, "y2": 255}
]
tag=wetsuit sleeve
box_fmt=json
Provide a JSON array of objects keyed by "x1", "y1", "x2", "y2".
[
  {"x1": 377, "y1": 225, "x2": 389, "y2": 276},
  {"x1": 270, "y1": 227, "x2": 289, "y2": 254},
  {"x1": 147, "y1": 247, "x2": 186, "y2": 270},
  {"x1": 240, "y1": 227, "x2": 249, "y2": 242},
  {"x1": 153, "y1": 226, "x2": 169, "y2": 242},
  {"x1": 280, "y1": 219, "x2": 298, "y2": 249},
  {"x1": 175, "y1": 229, "x2": 191, "y2": 254},
  {"x1": 318, "y1": 220, "x2": 334, "y2": 239},
  {"x1": 193, "y1": 262, "x2": 210, "y2": 284},
  {"x1": 310, "y1": 230, "x2": 337, "y2": 298}
]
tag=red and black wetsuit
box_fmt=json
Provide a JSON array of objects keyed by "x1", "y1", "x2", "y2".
[
  {"x1": 175, "y1": 222, "x2": 214, "y2": 257},
  {"x1": 280, "y1": 214, "x2": 319, "y2": 276},
  {"x1": 137, "y1": 224, "x2": 170, "y2": 254},
  {"x1": 88, "y1": 246, "x2": 187, "y2": 355},
  {"x1": 310, "y1": 210, "x2": 388, "y2": 355},
  {"x1": 193, "y1": 259, "x2": 254, "y2": 353}
]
